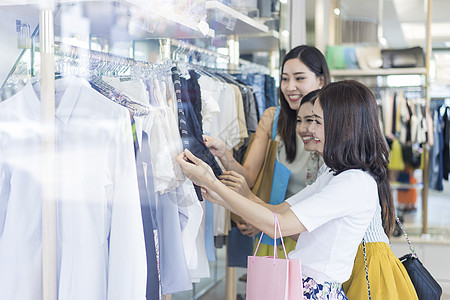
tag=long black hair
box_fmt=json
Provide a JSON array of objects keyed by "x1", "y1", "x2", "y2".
[
  {"x1": 300, "y1": 89, "x2": 320, "y2": 107},
  {"x1": 317, "y1": 80, "x2": 395, "y2": 237},
  {"x1": 278, "y1": 45, "x2": 330, "y2": 162}
]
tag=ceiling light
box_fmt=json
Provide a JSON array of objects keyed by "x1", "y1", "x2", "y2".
[
  {"x1": 279, "y1": 0, "x2": 287, "y2": 4},
  {"x1": 281, "y1": 30, "x2": 290, "y2": 37},
  {"x1": 334, "y1": 8, "x2": 341, "y2": 16},
  {"x1": 379, "y1": 37, "x2": 387, "y2": 46}
]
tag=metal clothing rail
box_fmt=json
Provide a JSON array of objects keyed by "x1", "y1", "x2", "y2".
[
  {"x1": 239, "y1": 58, "x2": 271, "y2": 75},
  {"x1": 54, "y1": 42, "x2": 154, "y2": 116},
  {"x1": 167, "y1": 38, "x2": 231, "y2": 61},
  {"x1": 54, "y1": 41, "x2": 154, "y2": 69}
]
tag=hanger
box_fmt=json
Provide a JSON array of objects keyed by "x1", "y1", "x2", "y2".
[{"x1": 88, "y1": 75, "x2": 150, "y2": 116}]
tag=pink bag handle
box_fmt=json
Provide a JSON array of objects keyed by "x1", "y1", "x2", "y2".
[{"x1": 252, "y1": 212, "x2": 288, "y2": 264}]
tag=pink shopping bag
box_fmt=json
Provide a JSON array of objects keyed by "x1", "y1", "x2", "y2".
[{"x1": 246, "y1": 213, "x2": 302, "y2": 300}]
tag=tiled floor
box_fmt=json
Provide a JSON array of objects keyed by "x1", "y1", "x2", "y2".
[
  {"x1": 174, "y1": 177, "x2": 450, "y2": 300},
  {"x1": 401, "y1": 180, "x2": 450, "y2": 238}
]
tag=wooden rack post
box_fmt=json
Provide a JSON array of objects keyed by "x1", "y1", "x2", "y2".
[
  {"x1": 421, "y1": 0, "x2": 433, "y2": 235},
  {"x1": 224, "y1": 33, "x2": 239, "y2": 300}
]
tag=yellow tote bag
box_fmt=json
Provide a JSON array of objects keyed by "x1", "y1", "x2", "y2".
[
  {"x1": 231, "y1": 133, "x2": 277, "y2": 224},
  {"x1": 388, "y1": 139, "x2": 405, "y2": 171},
  {"x1": 244, "y1": 133, "x2": 278, "y2": 203}
]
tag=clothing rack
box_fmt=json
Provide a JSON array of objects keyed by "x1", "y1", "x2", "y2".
[
  {"x1": 57, "y1": 40, "x2": 243, "y2": 300},
  {"x1": 160, "y1": 39, "x2": 274, "y2": 300},
  {"x1": 0, "y1": 3, "x2": 277, "y2": 300}
]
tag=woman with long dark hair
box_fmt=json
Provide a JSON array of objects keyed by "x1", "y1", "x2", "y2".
[
  {"x1": 203, "y1": 45, "x2": 330, "y2": 255},
  {"x1": 177, "y1": 80, "x2": 406, "y2": 298}
]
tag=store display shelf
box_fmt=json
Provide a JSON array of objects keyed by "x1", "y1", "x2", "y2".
[
  {"x1": 129, "y1": 0, "x2": 215, "y2": 38},
  {"x1": 239, "y1": 30, "x2": 279, "y2": 54},
  {"x1": 0, "y1": 0, "x2": 215, "y2": 39},
  {"x1": 206, "y1": 0, "x2": 268, "y2": 35},
  {"x1": 331, "y1": 67, "x2": 427, "y2": 77},
  {"x1": 390, "y1": 181, "x2": 424, "y2": 190}
]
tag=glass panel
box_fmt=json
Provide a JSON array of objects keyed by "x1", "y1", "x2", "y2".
[{"x1": 0, "y1": 2, "x2": 281, "y2": 300}]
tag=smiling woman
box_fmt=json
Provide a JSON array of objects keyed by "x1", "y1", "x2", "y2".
[
  {"x1": 204, "y1": 45, "x2": 330, "y2": 190},
  {"x1": 310, "y1": 99, "x2": 325, "y2": 154},
  {"x1": 296, "y1": 89, "x2": 322, "y2": 185},
  {"x1": 281, "y1": 60, "x2": 323, "y2": 112},
  {"x1": 296, "y1": 89, "x2": 320, "y2": 152},
  {"x1": 201, "y1": 45, "x2": 331, "y2": 257}
]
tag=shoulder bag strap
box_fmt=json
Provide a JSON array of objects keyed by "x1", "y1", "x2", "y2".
[
  {"x1": 396, "y1": 216, "x2": 418, "y2": 258},
  {"x1": 272, "y1": 106, "x2": 281, "y2": 141},
  {"x1": 363, "y1": 217, "x2": 416, "y2": 300},
  {"x1": 362, "y1": 239, "x2": 372, "y2": 300}
]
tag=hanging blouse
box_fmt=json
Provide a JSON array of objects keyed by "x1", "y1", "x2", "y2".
[{"x1": 198, "y1": 75, "x2": 241, "y2": 149}]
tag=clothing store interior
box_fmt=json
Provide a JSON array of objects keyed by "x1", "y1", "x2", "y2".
[{"x1": 0, "y1": 0, "x2": 449, "y2": 299}]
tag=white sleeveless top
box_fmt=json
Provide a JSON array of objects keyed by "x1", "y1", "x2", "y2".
[{"x1": 276, "y1": 135, "x2": 311, "y2": 198}]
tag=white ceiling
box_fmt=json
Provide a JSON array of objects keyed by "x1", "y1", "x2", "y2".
[{"x1": 306, "y1": 0, "x2": 450, "y2": 49}]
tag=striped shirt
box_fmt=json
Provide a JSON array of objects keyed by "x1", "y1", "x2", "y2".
[
  {"x1": 317, "y1": 165, "x2": 389, "y2": 245},
  {"x1": 363, "y1": 200, "x2": 390, "y2": 244}
]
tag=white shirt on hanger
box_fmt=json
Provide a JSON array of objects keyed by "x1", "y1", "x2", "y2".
[
  {"x1": 198, "y1": 75, "x2": 240, "y2": 236},
  {"x1": 0, "y1": 77, "x2": 146, "y2": 300},
  {"x1": 110, "y1": 74, "x2": 209, "y2": 283},
  {"x1": 198, "y1": 75, "x2": 241, "y2": 148},
  {"x1": 198, "y1": 76, "x2": 220, "y2": 136}
]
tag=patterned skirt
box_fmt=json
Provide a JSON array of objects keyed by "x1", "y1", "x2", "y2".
[{"x1": 303, "y1": 276, "x2": 348, "y2": 300}]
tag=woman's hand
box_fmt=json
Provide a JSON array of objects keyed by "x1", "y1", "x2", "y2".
[
  {"x1": 235, "y1": 219, "x2": 261, "y2": 237},
  {"x1": 199, "y1": 187, "x2": 227, "y2": 207},
  {"x1": 177, "y1": 149, "x2": 242, "y2": 215},
  {"x1": 176, "y1": 149, "x2": 218, "y2": 189},
  {"x1": 203, "y1": 135, "x2": 227, "y2": 158},
  {"x1": 219, "y1": 171, "x2": 252, "y2": 198}
]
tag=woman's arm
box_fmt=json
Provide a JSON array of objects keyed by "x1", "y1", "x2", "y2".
[
  {"x1": 209, "y1": 177, "x2": 305, "y2": 238},
  {"x1": 177, "y1": 149, "x2": 306, "y2": 238},
  {"x1": 219, "y1": 170, "x2": 295, "y2": 214},
  {"x1": 204, "y1": 107, "x2": 277, "y2": 187},
  {"x1": 220, "y1": 169, "x2": 294, "y2": 237}
]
